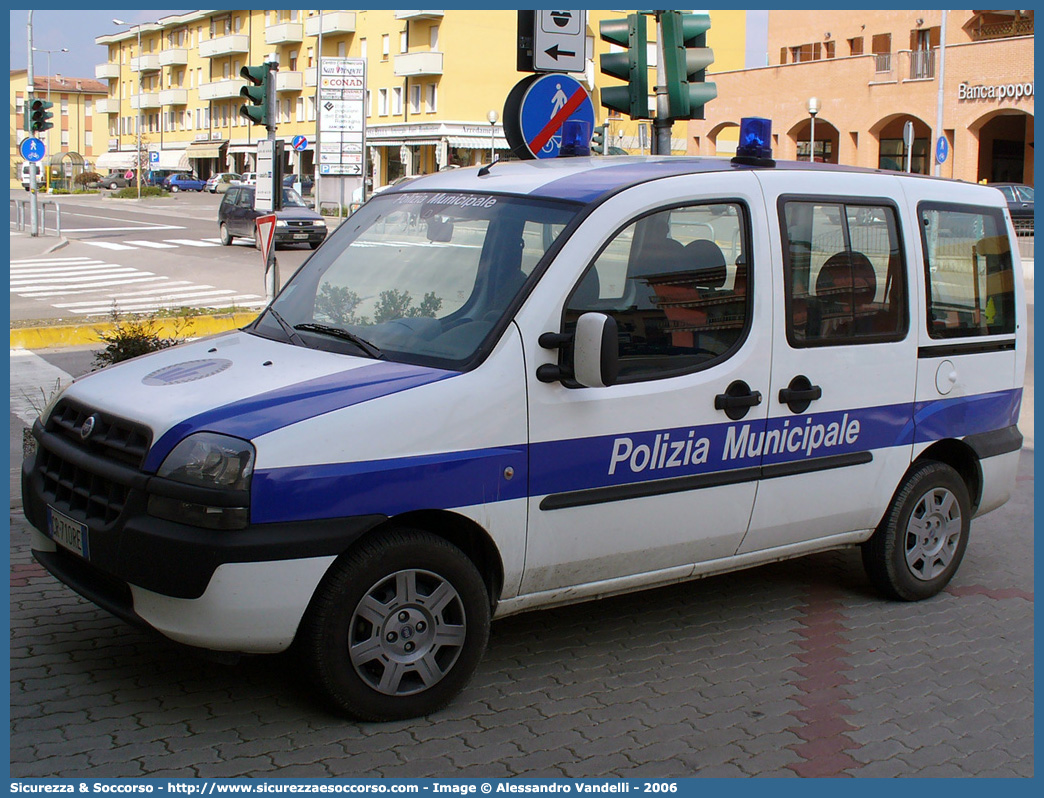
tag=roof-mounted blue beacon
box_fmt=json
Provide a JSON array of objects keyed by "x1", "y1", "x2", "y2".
[{"x1": 732, "y1": 117, "x2": 775, "y2": 167}]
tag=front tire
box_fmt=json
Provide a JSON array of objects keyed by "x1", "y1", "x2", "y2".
[
  {"x1": 862, "y1": 461, "x2": 971, "y2": 601},
  {"x1": 299, "y1": 529, "x2": 490, "y2": 721}
]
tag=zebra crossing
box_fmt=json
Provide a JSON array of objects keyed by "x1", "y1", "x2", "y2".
[
  {"x1": 10, "y1": 255, "x2": 266, "y2": 316},
  {"x1": 81, "y1": 237, "x2": 226, "y2": 252}
]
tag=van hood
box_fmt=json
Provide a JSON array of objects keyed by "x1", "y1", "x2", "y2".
[{"x1": 61, "y1": 330, "x2": 456, "y2": 472}]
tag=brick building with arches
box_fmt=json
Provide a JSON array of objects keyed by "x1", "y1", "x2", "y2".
[{"x1": 688, "y1": 10, "x2": 1033, "y2": 186}]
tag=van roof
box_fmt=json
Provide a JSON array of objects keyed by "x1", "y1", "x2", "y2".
[{"x1": 381, "y1": 155, "x2": 947, "y2": 205}]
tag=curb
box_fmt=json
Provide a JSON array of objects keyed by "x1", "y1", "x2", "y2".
[{"x1": 10, "y1": 311, "x2": 259, "y2": 350}]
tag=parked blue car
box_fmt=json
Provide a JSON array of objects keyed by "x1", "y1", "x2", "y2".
[{"x1": 163, "y1": 173, "x2": 207, "y2": 192}]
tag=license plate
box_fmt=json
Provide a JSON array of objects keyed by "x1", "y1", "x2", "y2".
[
  {"x1": 292, "y1": 233, "x2": 309, "y2": 240},
  {"x1": 46, "y1": 507, "x2": 89, "y2": 559}
]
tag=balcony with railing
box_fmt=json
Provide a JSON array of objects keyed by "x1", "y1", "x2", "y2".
[
  {"x1": 908, "y1": 49, "x2": 935, "y2": 80},
  {"x1": 971, "y1": 16, "x2": 1034, "y2": 40},
  {"x1": 198, "y1": 79, "x2": 245, "y2": 101},
  {"x1": 131, "y1": 54, "x2": 161, "y2": 73},
  {"x1": 95, "y1": 63, "x2": 120, "y2": 80},
  {"x1": 131, "y1": 92, "x2": 161, "y2": 110},
  {"x1": 266, "y1": 22, "x2": 303, "y2": 45},
  {"x1": 159, "y1": 88, "x2": 188, "y2": 106},
  {"x1": 394, "y1": 51, "x2": 444, "y2": 77},
  {"x1": 158, "y1": 48, "x2": 189, "y2": 67},
  {"x1": 304, "y1": 11, "x2": 357, "y2": 36},
  {"x1": 199, "y1": 34, "x2": 249, "y2": 59},
  {"x1": 873, "y1": 52, "x2": 892, "y2": 74},
  {"x1": 395, "y1": 11, "x2": 444, "y2": 21},
  {"x1": 275, "y1": 71, "x2": 304, "y2": 92}
]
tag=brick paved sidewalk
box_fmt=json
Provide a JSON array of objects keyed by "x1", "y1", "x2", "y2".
[{"x1": 10, "y1": 451, "x2": 1033, "y2": 778}]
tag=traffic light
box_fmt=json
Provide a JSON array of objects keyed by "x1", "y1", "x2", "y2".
[
  {"x1": 240, "y1": 63, "x2": 273, "y2": 128},
  {"x1": 660, "y1": 11, "x2": 718, "y2": 120},
  {"x1": 591, "y1": 123, "x2": 608, "y2": 155},
  {"x1": 599, "y1": 14, "x2": 650, "y2": 120},
  {"x1": 29, "y1": 98, "x2": 54, "y2": 133}
]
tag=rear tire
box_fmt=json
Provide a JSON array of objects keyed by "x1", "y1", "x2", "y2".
[
  {"x1": 219, "y1": 223, "x2": 233, "y2": 246},
  {"x1": 170, "y1": 185, "x2": 180, "y2": 193},
  {"x1": 109, "y1": 182, "x2": 119, "y2": 190},
  {"x1": 862, "y1": 461, "x2": 971, "y2": 601},
  {"x1": 299, "y1": 529, "x2": 490, "y2": 721}
]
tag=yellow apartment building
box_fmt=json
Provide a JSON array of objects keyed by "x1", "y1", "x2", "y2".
[
  {"x1": 687, "y1": 10, "x2": 1034, "y2": 186},
  {"x1": 10, "y1": 70, "x2": 109, "y2": 189},
  {"x1": 90, "y1": 9, "x2": 747, "y2": 203}
]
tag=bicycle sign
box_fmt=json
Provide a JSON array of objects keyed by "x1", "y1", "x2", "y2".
[
  {"x1": 20, "y1": 137, "x2": 45, "y2": 163},
  {"x1": 504, "y1": 73, "x2": 595, "y2": 160}
]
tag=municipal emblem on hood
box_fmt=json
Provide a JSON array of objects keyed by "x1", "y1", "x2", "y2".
[{"x1": 80, "y1": 415, "x2": 97, "y2": 441}]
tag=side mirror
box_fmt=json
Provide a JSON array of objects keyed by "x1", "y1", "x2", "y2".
[
  {"x1": 537, "y1": 313, "x2": 619, "y2": 387},
  {"x1": 573, "y1": 312, "x2": 619, "y2": 388}
]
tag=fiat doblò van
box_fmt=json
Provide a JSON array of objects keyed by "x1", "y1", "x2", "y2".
[{"x1": 23, "y1": 150, "x2": 1025, "y2": 721}]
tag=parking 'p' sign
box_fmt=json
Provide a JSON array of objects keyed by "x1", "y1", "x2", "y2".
[{"x1": 503, "y1": 73, "x2": 595, "y2": 160}]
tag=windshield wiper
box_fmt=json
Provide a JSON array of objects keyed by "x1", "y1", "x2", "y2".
[
  {"x1": 294, "y1": 323, "x2": 385, "y2": 359},
  {"x1": 261, "y1": 306, "x2": 309, "y2": 348}
]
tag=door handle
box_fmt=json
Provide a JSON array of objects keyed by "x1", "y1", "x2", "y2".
[
  {"x1": 715, "y1": 380, "x2": 762, "y2": 421},
  {"x1": 779, "y1": 375, "x2": 822, "y2": 414}
]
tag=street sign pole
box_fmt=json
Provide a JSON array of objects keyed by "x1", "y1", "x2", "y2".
[{"x1": 27, "y1": 10, "x2": 38, "y2": 236}]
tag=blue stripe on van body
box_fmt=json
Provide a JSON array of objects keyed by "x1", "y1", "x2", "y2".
[
  {"x1": 246, "y1": 389, "x2": 1020, "y2": 524},
  {"x1": 250, "y1": 445, "x2": 528, "y2": 524},
  {"x1": 143, "y1": 362, "x2": 456, "y2": 472}
]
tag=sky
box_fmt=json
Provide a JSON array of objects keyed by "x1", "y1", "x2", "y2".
[
  {"x1": 10, "y1": 10, "x2": 190, "y2": 80},
  {"x1": 10, "y1": 8, "x2": 770, "y2": 81}
]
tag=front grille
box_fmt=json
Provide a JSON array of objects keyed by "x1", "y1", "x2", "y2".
[
  {"x1": 285, "y1": 219, "x2": 315, "y2": 229},
  {"x1": 38, "y1": 400, "x2": 152, "y2": 526},
  {"x1": 48, "y1": 400, "x2": 151, "y2": 468},
  {"x1": 38, "y1": 447, "x2": 129, "y2": 525}
]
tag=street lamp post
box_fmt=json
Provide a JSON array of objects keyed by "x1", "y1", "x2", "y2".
[
  {"x1": 807, "y1": 97, "x2": 820, "y2": 163},
  {"x1": 32, "y1": 46, "x2": 67, "y2": 190},
  {"x1": 113, "y1": 18, "x2": 142, "y2": 200},
  {"x1": 487, "y1": 109, "x2": 498, "y2": 163}
]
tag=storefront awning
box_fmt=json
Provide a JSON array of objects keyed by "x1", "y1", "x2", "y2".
[
  {"x1": 447, "y1": 136, "x2": 508, "y2": 150},
  {"x1": 155, "y1": 150, "x2": 189, "y2": 170},
  {"x1": 185, "y1": 140, "x2": 227, "y2": 159},
  {"x1": 95, "y1": 151, "x2": 137, "y2": 170}
]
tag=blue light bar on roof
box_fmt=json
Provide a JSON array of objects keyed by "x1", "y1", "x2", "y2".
[
  {"x1": 736, "y1": 117, "x2": 772, "y2": 161},
  {"x1": 559, "y1": 119, "x2": 592, "y2": 157}
]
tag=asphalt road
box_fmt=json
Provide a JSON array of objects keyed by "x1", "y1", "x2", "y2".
[{"x1": 9, "y1": 189, "x2": 334, "y2": 322}]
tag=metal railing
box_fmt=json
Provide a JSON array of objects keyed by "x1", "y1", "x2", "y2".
[
  {"x1": 909, "y1": 49, "x2": 935, "y2": 80},
  {"x1": 11, "y1": 199, "x2": 62, "y2": 236},
  {"x1": 874, "y1": 53, "x2": 892, "y2": 73}
]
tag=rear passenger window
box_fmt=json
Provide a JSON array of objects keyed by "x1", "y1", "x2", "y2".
[
  {"x1": 919, "y1": 204, "x2": 1016, "y2": 338},
  {"x1": 782, "y1": 200, "x2": 906, "y2": 346},
  {"x1": 564, "y1": 202, "x2": 750, "y2": 382}
]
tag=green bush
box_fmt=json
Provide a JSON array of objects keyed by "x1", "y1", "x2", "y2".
[
  {"x1": 112, "y1": 185, "x2": 168, "y2": 199},
  {"x1": 93, "y1": 307, "x2": 191, "y2": 368}
]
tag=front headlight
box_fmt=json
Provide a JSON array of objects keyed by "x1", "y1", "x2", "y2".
[
  {"x1": 275, "y1": 219, "x2": 289, "y2": 228},
  {"x1": 148, "y1": 433, "x2": 255, "y2": 530},
  {"x1": 157, "y1": 432, "x2": 255, "y2": 489},
  {"x1": 314, "y1": 219, "x2": 327, "y2": 227}
]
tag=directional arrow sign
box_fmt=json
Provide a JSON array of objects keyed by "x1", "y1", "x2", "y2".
[{"x1": 533, "y1": 9, "x2": 586, "y2": 73}]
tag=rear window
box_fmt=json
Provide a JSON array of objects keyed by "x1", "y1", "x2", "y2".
[{"x1": 919, "y1": 203, "x2": 1016, "y2": 338}]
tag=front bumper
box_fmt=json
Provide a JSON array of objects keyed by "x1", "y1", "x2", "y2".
[{"x1": 22, "y1": 421, "x2": 385, "y2": 651}]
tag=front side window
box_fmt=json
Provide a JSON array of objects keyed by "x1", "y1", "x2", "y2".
[
  {"x1": 920, "y1": 203, "x2": 1015, "y2": 338},
  {"x1": 782, "y1": 200, "x2": 906, "y2": 346},
  {"x1": 257, "y1": 193, "x2": 579, "y2": 369},
  {"x1": 564, "y1": 202, "x2": 751, "y2": 382}
]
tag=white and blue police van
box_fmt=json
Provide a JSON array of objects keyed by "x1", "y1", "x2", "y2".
[{"x1": 23, "y1": 120, "x2": 1026, "y2": 720}]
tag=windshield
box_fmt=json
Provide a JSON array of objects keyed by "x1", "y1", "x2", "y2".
[
  {"x1": 253, "y1": 191, "x2": 579, "y2": 368},
  {"x1": 280, "y1": 188, "x2": 308, "y2": 207}
]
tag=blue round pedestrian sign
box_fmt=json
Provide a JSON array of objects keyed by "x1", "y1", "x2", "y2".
[
  {"x1": 292, "y1": 135, "x2": 308, "y2": 152},
  {"x1": 935, "y1": 135, "x2": 949, "y2": 165},
  {"x1": 504, "y1": 73, "x2": 595, "y2": 160},
  {"x1": 20, "y1": 137, "x2": 45, "y2": 163}
]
